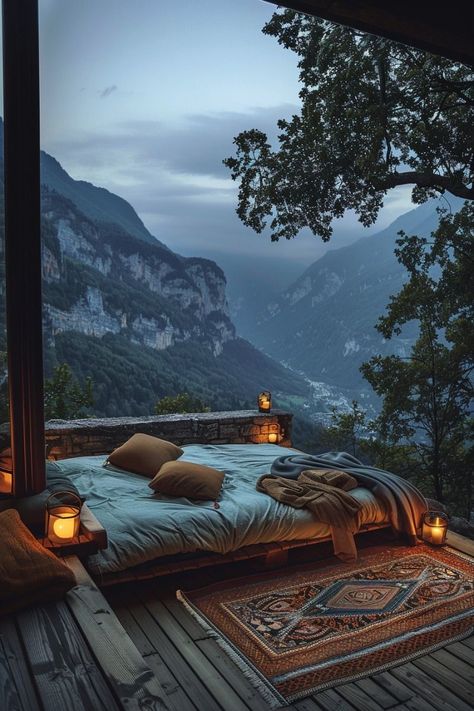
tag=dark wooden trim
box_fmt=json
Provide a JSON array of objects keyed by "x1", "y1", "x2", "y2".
[
  {"x1": 265, "y1": 0, "x2": 474, "y2": 68},
  {"x1": 2, "y1": 0, "x2": 45, "y2": 495}
]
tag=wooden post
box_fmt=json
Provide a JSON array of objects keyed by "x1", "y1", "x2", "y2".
[{"x1": 2, "y1": 0, "x2": 45, "y2": 495}]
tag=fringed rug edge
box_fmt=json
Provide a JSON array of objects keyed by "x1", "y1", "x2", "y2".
[{"x1": 284, "y1": 619, "x2": 474, "y2": 703}]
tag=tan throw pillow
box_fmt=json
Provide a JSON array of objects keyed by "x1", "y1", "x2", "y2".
[
  {"x1": 149, "y1": 461, "x2": 224, "y2": 500},
  {"x1": 107, "y1": 433, "x2": 183, "y2": 477}
]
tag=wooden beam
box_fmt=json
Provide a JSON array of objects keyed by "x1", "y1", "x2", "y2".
[
  {"x1": 64, "y1": 557, "x2": 168, "y2": 710},
  {"x1": 265, "y1": 0, "x2": 474, "y2": 68},
  {"x1": 2, "y1": 0, "x2": 45, "y2": 495}
]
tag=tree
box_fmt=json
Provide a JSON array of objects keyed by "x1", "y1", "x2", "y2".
[
  {"x1": 44, "y1": 363, "x2": 94, "y2": 420},
  {"x1": 320, "y1": 400, "x2": 367, "y2": 456},
  {"x1": 224, "y1": 9, "x2": 473, "y2": 242},
  {"x1": 224, "y1": 8, "x2": 473, "y2": 517},
  {"x1": 361, "y1": 205, "x2": 473, "y2": 516},
  {"x1": 155, "y1": 392, "x2": 209, "y2": 416}
]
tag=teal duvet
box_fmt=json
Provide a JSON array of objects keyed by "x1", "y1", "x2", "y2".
[{"x1": 53, "y1": 444, "x2": 388, "y2": 576}]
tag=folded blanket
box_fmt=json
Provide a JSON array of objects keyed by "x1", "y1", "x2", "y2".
[
  {"x1": 271, "y1": 451, "x2": 428, "y2": 544},
  {"x1": 0, "y1": 509, "x2": 77, "y2": 616},
  {"x1": 257, "y1": 469, "x2": 363, "y2": 561}
]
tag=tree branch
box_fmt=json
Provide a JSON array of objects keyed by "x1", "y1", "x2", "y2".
[{"x1": 381, "y1": 171, "x2": 474, "y2": 200}]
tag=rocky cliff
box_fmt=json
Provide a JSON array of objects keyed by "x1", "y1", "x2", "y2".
[{"x1": 41, "y1": 187, "x2": 235, "y2": 358}]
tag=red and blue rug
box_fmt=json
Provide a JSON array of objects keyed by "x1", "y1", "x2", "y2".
[{"x1": 178, "y1": 544, "x2": 474, "y2": 706}]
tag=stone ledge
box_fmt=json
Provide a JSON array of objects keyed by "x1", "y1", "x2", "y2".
[{"x1": 45, "y1": 410, "x2": 293, "y2": 460}]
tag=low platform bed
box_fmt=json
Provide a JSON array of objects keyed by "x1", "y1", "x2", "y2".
[{"x1": 52, "y1": 443, "x2": 393, "y2": 585}]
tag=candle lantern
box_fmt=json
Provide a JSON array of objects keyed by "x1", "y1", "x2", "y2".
[
  {"x1": 0, "y1": 471, "x2": 12, "y2": 495},
  {"x1": 268, "y1": 425, "x2": 279, "y2": 444},
  {"x1": 258, "y1": 391, "x2": 272, "y2": 412},
  {"x1": 422, "y1": 511, "x2": 449, "y2": 546},
  {"x1": 45, "y1": 491, "x2": 82, "y2": 545}
]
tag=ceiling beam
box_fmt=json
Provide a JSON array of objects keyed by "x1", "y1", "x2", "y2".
[{"x1": 264, "y1": 0, "x2": 474, "y2": 68}]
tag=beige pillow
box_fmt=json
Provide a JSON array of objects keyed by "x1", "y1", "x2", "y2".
[
  {"x1": 149, "y1": 460, "x2": 224, "y2": 500},
  {"x1": 107, "y1": 433, "x2": 183, "y2": 477}
]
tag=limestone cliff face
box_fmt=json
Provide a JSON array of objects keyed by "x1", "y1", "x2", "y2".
[{"x1": 41, "y1": 188, "x2": 235, "y2": 355}]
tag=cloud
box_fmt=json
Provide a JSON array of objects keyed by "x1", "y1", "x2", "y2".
[
  {"x1": 42, "y1": 104, "x2": 413, "y2": 263},
  {"x1": 100, "y1": 85, "x2": 118, "y2": 99}
]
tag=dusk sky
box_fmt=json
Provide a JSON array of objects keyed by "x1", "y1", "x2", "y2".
[{"x1": 31, "y1": 1, "x2": 412, "y2": 274}]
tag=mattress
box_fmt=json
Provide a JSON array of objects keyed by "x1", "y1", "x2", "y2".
[{"x1": 53, "y1": 443, "x2": 389, "y2": 576}]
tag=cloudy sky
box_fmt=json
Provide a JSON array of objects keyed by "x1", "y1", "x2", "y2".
[{"x1": 35, "y1": 0, "x2": 412, "y2": 276}]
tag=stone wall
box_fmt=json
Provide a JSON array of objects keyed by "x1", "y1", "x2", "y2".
[{"x1": 45, "y1": 410, "x2": 293, "y2": 460}]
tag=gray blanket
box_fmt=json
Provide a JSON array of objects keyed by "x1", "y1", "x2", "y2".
[{"x1": 271, "y1": 451, "x2": 427, "y2": 543}]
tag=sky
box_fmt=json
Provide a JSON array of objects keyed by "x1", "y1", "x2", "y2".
[{"x1": 29, "y1": 0, "x2": 413, "y2": 274}]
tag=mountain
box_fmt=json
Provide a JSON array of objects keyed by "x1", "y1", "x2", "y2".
[
  {"x1": 28, "y1": 150, "x2": 309, "y2": 418},
  {"x1": 241, "y1": 198, "x2": 465, "y2": 407}
]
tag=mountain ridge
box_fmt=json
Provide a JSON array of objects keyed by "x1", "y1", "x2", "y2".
[{"x1": 242, "y1": 196, "x2": 464, "y2": 395}]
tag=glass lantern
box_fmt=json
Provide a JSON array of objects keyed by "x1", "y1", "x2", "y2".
[
  {"x1": 422, "y1": 511, "x2": 449, "y2": 546},
  {"x1": 258, "y1": 391, "x2": 272, "y2": 412},
  {"x1": 45, "y1": 491, "x2": 82, "y2": 545}
]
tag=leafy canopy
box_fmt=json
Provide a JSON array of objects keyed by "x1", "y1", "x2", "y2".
[
  {"x1": 224, "y1": 10, "x2": 474, "y2": 241},
  {"x1": 361, "y1": 203, "x2": 474, "y2": 509},
  {"x1": 155, "y1": 392, "x2": 210, "y2": 416},
  {"x1": 44, "y1": 363, "x2": 94, "y2": 420}
]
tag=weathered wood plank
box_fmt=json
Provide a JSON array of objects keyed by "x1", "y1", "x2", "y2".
[
  {"x1": 354, "y1": 677, "x2": 398, "y2": 708},
  {"x1": 460, "y1": 635, "x2": 474, "y2": 650},
  {"x1": 113, "y1": 604, "x2": 197, "y2": 711},
  {"x1": 313, "y1": 687, "x2": 358, "y2": 710},
  {"x1": 370, "y1": 671, "x2": 414, "y2": 703},
  {"x1": 292, "y1": 697, "x2": 323, "y2": 710},
  {"x1": 197, "y1": 637, "x2": 271, "y2": 711},
  {"x1": 391, "y1": 660, "x2": 472, "y2": 711},
  {"x1": 0, "y1": 617, "x2": 40, "y2": 711},
  {"x1": 0, "y1": 628, "x2": 22, "y2": 711},
  {"x1": 141, "y1": 592, "x2": 249, "y2": 711},
  {"x1": 446, "y1": 532, "x2": 474, "y2": 557},
  {"x1": 154, "y1": 594, "x2": 270, "y2": 710},
  {"x1": 64, "y1": 556, "x2": 168, "y2": 711},
  {"x1": 337, "y1": 682, "x2": 386, "y2": 711},
  {"x1": 412, "y1": 653, "x2": 474, "y2": 706},
  {"x1": 80, "y1": 503, "x2": 108, "y2": 549},
  {"x1": 431, "y1": 647, "x2": 474, "y2": 678},
  {"x1": 17, "y1": 601, "x2": 119, "y2": 711},
  {"x1": 444, "y1": 640, "x2": 474, "y2": 665},
  {"x1": 128, "y1": 600, "x2": 222, "y2": 711}
]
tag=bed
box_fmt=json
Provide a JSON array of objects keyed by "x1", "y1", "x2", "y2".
[{"x1": 52, "y1": 443, "x2": 391, "y2": 582}]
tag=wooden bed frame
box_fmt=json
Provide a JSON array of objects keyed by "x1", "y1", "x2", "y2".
[{"x1": 90, "y1": 523, "x2": 393, "y2": 587}]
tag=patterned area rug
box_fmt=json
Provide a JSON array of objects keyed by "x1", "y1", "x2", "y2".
[{"x1": 178, "y1": 545, "x2": 474, "y2": 706}]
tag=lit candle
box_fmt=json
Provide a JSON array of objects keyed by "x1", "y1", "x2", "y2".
[
  {"x1": 52, "y1": 511, "x2": 77, "y2": 540},
  {"x1": 422, "y1": 511, "x2": 448, "y2": 546},
  {"x1": 46, "y1": 494, "x2": 81, "y2": 545},
  {"x1": 431, "y1": 518, "x2": 445, "y2": 545},
  {"x1": 268, "y1": 433, "x2": 278, "y2": 444}
]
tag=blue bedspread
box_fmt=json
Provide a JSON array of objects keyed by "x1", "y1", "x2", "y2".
[{"x1": 53, "y1": 444, "x2": 388, "y2": 575}]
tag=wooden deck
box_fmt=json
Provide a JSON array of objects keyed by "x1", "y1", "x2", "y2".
[
  {"x1": 1, "y1": 534, "x2": 473, "y2": 711},
  {"x1": 103, "y1": 534, "x2": 474, "y2": 711}
]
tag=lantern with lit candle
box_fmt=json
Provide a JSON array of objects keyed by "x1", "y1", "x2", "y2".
[
  {"x1": 268, "y1": 424, "x2": 279, "y2": 444},
  {"x1": 258, "y1": 391, "x2": 272, "y2": 412},
  {"x1": 422, "y1": 511, "x2": 448, "y2": 546},
  {"x1": 0, "y1": 471, "x2": 12, "y2": 495},
  {"x1": 45, "y1": 491, "x2": 82, "y2": 545}
]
